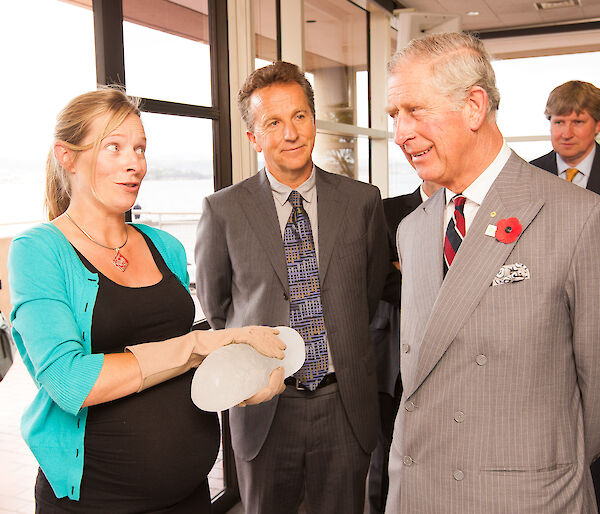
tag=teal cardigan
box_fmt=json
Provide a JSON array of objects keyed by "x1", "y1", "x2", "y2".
[{"x1": 8, "y1": 223, "x2": 190, "y2": 500}]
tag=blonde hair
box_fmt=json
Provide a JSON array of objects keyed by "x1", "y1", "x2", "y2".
[
  {"x1": 388, "y1": 32, "x2": 500, "y2": 118},
  {"x1": 45, "y1": 87, "x2": 141, "y2": 220},
  {"x1": 545, "y1": 80, "x2": 600, "y2": 122}
]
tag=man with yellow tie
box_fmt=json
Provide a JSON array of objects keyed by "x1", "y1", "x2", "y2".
[
  {"x1": 530, "y1": 80, "x2": 600, "y2": 507},
  {"x1": 530, "y1": 80, "x2": 600, "y2": 193}
]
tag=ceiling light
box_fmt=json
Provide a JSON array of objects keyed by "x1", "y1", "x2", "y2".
[
  {"x1": 466, "y1": 11, "x2": 480, "y2": 16},
  {"x1": 535, "y1": 0, "x2": 581, "y2": 10}
]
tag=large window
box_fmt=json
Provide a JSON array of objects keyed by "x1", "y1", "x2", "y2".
[
  {"x1": 303, "y1": 0, "x2": 371, "y2": 181},
  {"x1": 0, "y1": 0, "x2": 234, "y2": 511},
  {"x1": 123, "y1": 4, "x2": 212, "y2": 106},
  {"x1": 0, "y1": 0, "x2": 97, "y2": 237},
  {"x1": 254, "y1": 0, "x2": 278, "y2": 65},
  {"x1": 389, "y1": 141, "x2": 421, "y2": 197},
  {"x1": 493, "y1": 51, "x2": 600, "y2": 161},
  {"x1": 387, "y1": 22, "x2": 421, "y2": 197},
  {"x1": 121, "y1": 0, "x2": 220, "y2": 287},
  {"x1": 136, "y1": 114, "x2": 214, "y2": 285},
  {"x1": 253, "y1": 0, "x2": 278, "y2": 173}
]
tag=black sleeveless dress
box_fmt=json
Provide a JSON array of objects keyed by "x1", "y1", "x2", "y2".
[{"x1": 36, "y1": 228, "x2": 220, "y2": 513}]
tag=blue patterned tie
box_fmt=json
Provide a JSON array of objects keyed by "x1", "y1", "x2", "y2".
[{"x1": 284, "y1": 190, "x2": 328, "y2": 390}]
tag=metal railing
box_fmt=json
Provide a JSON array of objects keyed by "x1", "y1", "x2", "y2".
[
  {"x1": 131, "y1": 210, "x2": 202, "y2": 230},
  {"x1": 0, "y1": 211, "x2": 203, "y2": 229}
]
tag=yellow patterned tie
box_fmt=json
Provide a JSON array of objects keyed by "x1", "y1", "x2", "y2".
[{"x1": 565, "y1": 168, "x2": 579, "y2": 182}]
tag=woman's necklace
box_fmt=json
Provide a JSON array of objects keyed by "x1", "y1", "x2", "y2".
[{"x1": 64, "y1": 212, "x2": 129, "y2": 272}]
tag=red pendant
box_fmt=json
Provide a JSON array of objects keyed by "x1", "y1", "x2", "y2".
[{"x1": 113, "y1": 249, "x2": 129, "y2": 272}]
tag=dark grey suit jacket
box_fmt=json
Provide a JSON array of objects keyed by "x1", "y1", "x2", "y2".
[
  {"x1": 195, "y1": 167, "x2": 389, "y2": 460},
  {"x1": 530, "y1": 142, "x2": 600, "y2": 194}
]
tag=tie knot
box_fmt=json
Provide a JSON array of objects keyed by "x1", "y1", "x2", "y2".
[
  {"x1": 453, "y1": 195, "x2": 466, "y2": 208},
  {"x1": 288, "y1": 190, "x2": 303, "y2": 208},
  {"x1": 565, "y1": 168, "x2": 579, "y2": 182}
]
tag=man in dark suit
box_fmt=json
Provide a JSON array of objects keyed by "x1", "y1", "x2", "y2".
[
  {"x1": 195, "y1": 61, "x2": 388, "y2": 514},
  {"x1": 530, "y1": 80, "x2": 600, "y2": 193},
  {"x1": 368, "y1": 181, "x2": 440, "y2": 514}
]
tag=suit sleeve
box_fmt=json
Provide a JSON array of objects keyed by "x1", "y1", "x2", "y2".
[
  {"x1": 567, "y1": 200, "x2": 600, "y2": 462},
  {"x1": 195, "y1": 196, "x2": 231, "y2": 330},
  {"x1": 366, "y1": 189, "x2": 390, "y2": 320}
]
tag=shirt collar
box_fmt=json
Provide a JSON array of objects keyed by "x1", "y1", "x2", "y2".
[
  {"x1": 556, "y1": 144, "x2": 596, "y2": 177},
  {"x1": 445, "y1": 142, "x2": 511, "y2": 207},
  {"x1": 265, "y1": 165, "x2": 317, "y2": 206}
]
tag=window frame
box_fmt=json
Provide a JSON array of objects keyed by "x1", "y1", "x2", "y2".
[{"x1": 92, "y1": 1, "x2": 237, "y2": 510}]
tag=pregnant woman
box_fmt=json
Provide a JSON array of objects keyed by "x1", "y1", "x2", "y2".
[{"x1": 8, "y1": 87, "x2": 285, "y2": 513}]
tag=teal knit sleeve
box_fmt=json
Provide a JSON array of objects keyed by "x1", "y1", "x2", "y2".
[{"x1": 8, "y1": 229, "x2": 104, "y2": 416}]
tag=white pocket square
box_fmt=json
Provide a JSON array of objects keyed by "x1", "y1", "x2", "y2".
[{"x1": 492, "y1": 262, "x2": 530, "y2": 286}]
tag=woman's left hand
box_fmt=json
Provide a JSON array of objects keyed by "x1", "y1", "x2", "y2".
[{"x1": 237, "y1": 366, "x2": 285, "y2": 407}]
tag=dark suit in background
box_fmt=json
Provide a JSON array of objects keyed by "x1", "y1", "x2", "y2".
[
  {"x1": 530, "y1": 141, "x2": 600, "y2": 194},
  {"x1": 368, "y1": 187, "x2": 422, "y2": 514}
]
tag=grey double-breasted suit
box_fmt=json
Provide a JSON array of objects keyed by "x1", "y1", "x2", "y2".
[{"x1": 386, "y1": 152, "x2": 600, "y2": 513}]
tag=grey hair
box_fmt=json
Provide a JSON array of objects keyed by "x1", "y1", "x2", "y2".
[{"x1": 388, "y1": 32, "x2": 500, "y2": 117}]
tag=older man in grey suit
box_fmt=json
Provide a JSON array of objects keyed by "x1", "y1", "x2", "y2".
[
  {"x1": 385, "y1": 32, "x2": 600, "y2": 513},
  {"x1": 195, "y1": 61, "x2": 388, "y2": 514}
]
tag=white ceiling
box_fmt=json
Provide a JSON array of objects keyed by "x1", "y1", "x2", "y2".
[{"x1": 396, "y1": 0, "x2": 600, "y2": 32}]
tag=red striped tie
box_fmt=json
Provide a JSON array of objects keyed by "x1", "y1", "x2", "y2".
[{"x1": 443, "y1": 195, "x2": 466, "y2": 275}]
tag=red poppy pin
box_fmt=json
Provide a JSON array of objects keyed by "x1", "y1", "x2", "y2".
[{"x1": 495, "y1": 217, "x2": 522, "y2": 244}]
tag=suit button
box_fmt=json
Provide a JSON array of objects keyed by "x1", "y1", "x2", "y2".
[
  {"x1": 453, "y1": 469, "x2": 464, "y2": 481},
  {"x1": 283, "y1": 292, "x2": 289, "y2": 301},
  {"x1": 403, "y1": 456, "x2": 414, "y2": 466},
  {"x1": 401, "y1": 344, "x2": 410, "y2": 353},
  {"x1": 454, "y1": 411, "x2": 465, "y2": 423},
  {"x1": 475, "y1": 354, "x2": 488, "y2": 366},
  {"x1": 405, "y1": 400, "x2": 416, "y2": 412}
]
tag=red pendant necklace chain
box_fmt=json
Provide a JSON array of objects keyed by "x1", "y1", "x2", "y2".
[{"x1": 64, "y1": 212, "x2": 129, "y2": 272}]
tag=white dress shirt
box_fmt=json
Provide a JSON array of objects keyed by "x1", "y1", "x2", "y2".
[
  {"x1": 556, "y1": 145, "x2": 595, "y2": 189},
  {"x1": 265, "y1": 166, "x2": 319, "y2": 259},
  {"x1": 443, "y1": 143, "x2": 512, "y2": 239}
]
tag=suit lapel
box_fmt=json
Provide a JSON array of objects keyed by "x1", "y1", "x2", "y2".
[
  {"x1": 548, "y1": 151, "x2": 559, "y2": 175},
  {"x1": 406, "y1": 153, "x2": 544, "y2": 399},
  {"x1": 315, "y1": 168, "x2": 347, "y2": 284},
  {"x1": 401, "y1": 188, "x2": 423, "y2": 220},
  {"x1": 239, "y1": 170, "x2": 289, "y2": 292},
  {"x1": 413, "y1": 190, "x2": 445, "y2": 302},
  {"x1": 585, "y1": 143, "x2": 600, "y2": 194}
]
